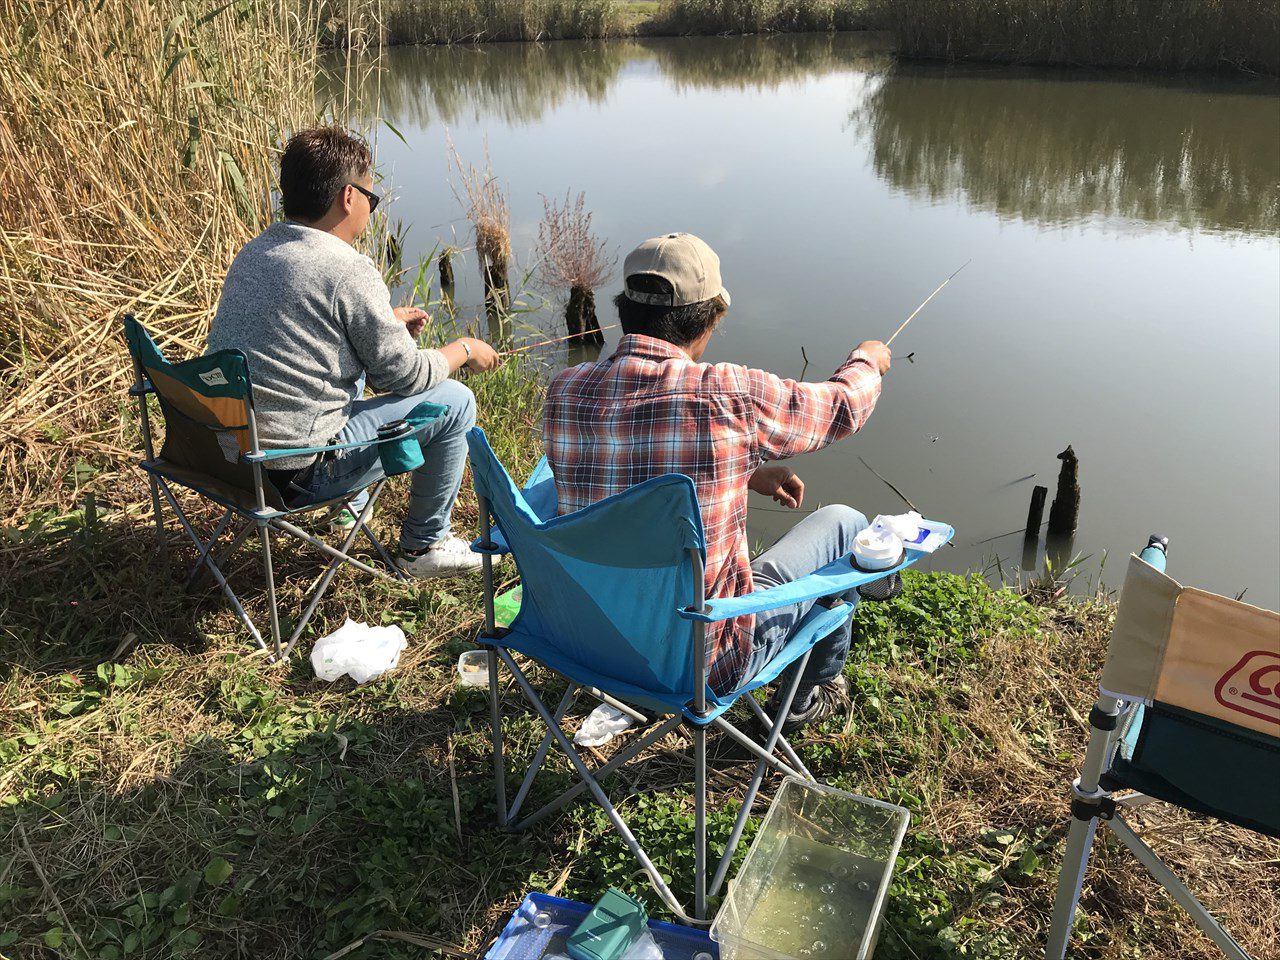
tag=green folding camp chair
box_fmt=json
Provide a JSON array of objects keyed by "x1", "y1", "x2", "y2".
[
  {"x1": 124, "y1": 314, "x2": 446, "y2": 660},
  {"x1": 1046, "y1": 536, "x2": 1279, "y2": 959}
]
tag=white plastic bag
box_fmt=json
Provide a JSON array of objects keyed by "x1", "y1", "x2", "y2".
[
  {"x1": 869, "y1": 512, "x2": 950, "y2": 554},
  {"x1": 627, "y1": 928, "x2": 664, "y2": 959},
  {"x1": 311, "y1": 618, "x2": 407, "y2": 684},
  {"x1": 573, "y1": 703, "x2": 641, "y2": 747}
]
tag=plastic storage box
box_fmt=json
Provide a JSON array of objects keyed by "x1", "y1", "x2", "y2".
[
  {"x1": 486, "y1": 892, "x2": 719, "y2": 960},
  {"x1": 710, "y1": 778, "x2": 910, "y2": 960}
]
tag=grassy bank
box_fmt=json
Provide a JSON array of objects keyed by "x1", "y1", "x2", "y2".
[
  {"x1": 2, "y1": 3, "x2": 1278, "y2": 960},
  {"x1": 4, "y1": 550, "x2": 1279, "y2": 958},
  {"x1": 869, "y1": 0, "x2": 1280, "y2": 75}
]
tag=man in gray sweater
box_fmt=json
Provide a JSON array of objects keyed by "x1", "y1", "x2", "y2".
[{"x1": 208, "y1": 127, "x2": 500, "y2": 579}]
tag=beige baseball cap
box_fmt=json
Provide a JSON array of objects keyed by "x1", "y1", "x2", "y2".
[{"x1": 622, "y1": 233, "x2": 731, "y2": 308}]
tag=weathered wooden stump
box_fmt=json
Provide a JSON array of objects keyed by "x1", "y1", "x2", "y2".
[
  {"x1": 566, "y1": 285, "x2": 604, "y2": 346},
  {"x1": 482, "y1": 254, "x2": 510, "y2": 324},
  {"x1": 1025, "y1": 484, "x2": 1048, "y2": 541},
  {"x1": 438, "y1": 249, "x2": 455, "y2": 306},
  {"x1": 1048, "y1": 445, "x2": 1081, "y2": 536}
]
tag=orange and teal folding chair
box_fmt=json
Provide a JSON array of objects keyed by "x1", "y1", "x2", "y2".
[
  {"x1": 124, "y1": 314, "x2": 446, "y2": 660},
  {"x1": 1046, "y1": 536, "x2": 1279, "y2": 959}
]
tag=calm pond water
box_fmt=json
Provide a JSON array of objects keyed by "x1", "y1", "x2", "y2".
[{"x1": 337, "y1": 34, "x2": 1280, "y2": 607}]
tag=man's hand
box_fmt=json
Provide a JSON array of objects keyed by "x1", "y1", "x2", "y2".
[
  {"x1": 394, "y1": 306, "x2": 428, "y2": 339},
  {"x1": 749, "y1": 464, "x2": 805, "y2": 509},
  {"x1": 455, "y1": 337, "x2": 501, "y2": 372},
  {"x1": 856, "y1": 339, "x2": 891, "y2": 376}
]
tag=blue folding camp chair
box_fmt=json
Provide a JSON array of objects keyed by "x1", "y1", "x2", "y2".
[
  {"x1": 124, "y1": 314, "x2": 446, "y2": 660},
  {"x1": 466, "y1": 427, "x2": 954, "y2": 922},
  {"x1": 1046, "y1": 536, "x2": 1279, "y2": 959}
]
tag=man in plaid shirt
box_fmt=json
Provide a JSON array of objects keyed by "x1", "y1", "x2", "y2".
[{"x1": 543, "y1": 234, "x2": 892, "y2": 730}]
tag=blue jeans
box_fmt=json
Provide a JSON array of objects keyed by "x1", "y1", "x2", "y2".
[
  {"x1": 744, "y1": 505, "x2": 869, "y2": 705},
  {"x1": 290, "y1": 379, "x2": 476, "y2": 552}
]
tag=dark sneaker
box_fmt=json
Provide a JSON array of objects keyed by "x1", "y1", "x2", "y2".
[{"x1": 769, "y1": 675, "x2": 850, "y2": 734}]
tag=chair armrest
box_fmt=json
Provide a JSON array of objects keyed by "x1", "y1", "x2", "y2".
[
  {"x1": 242, "y1": 433, "x2": 407, "y2": 464},
  {"x1": 677, "y1": 524, "x2": 952, "y2": 623},
  {"x1": 243, "y1": 400, "x2": 449, "y2": 463}
]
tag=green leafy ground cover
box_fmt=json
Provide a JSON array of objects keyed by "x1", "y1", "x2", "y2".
[{"x1": 3, "y1": 447, "x2": 1277, "y2": 959}]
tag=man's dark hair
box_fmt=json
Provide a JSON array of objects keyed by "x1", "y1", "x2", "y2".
[
  {"x1": 614, "y1": 274, "x2": 729, "y2": 347},
  {"x1": 279, "y1": 127, "x2": 372, "y2": 222}
]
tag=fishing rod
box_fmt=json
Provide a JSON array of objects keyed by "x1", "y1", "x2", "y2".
[
  {"x1": 500, "y1": 323, "x2": 621, "y2": 356},
  {"x1": 502, "y1": 259, "x2": 967, "y2": 358},
  {"x1": 885, "y1": 259, "x2": 971, "y2": 347}
]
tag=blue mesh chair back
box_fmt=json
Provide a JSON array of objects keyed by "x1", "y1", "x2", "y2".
[{"x1": 468, "y1": 428, "x2": 709, "y2": 715}]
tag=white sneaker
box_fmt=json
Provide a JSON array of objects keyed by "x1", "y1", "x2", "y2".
[{"x1": 398, "y1": 533, "x2": 484, "y2": 580}]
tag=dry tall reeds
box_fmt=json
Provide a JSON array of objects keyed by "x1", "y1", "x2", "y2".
[
  {"x1": 654, "y1": 0, "x2": 871, "y2": 35},
  {"x1": 376, "y1": 0, "x2": 623, "y2": 44},
  {"x1": 449, "y1": 141, "x2": 512, "y2": 325},
  {"x1": 536, "y1": 192, "x2": 614, "y2": 346},
  {"x1": 0, "y1": 0, "x2": 338, "y2": 525},
  {"x1": 869, "y1": 0, "x2": 1279, "y2": 75}
]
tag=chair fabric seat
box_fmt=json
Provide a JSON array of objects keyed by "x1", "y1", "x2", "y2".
[
  {"x1": 142, "y1": 458, "x2": 289, "y2": 516},
  {"x1": 1104, "y1": 701, "x2": 1280, "y2": 838},
  {"x1": 484, "y1": 597, "x2": 853, "y2": 724}
]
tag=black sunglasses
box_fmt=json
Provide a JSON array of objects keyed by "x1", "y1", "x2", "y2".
[{"x1": 348, "y1": 182, "x2": 381, "y2": 213}]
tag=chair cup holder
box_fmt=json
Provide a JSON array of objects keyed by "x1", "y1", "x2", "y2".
[
  {"x1": 857, "y1": 570, "x2": 902, "y2": 603},
  {"x1": 378, "y1": 433, "x2": 424, "y2": 476}
]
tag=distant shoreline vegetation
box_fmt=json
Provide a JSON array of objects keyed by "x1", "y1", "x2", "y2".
[{"x1": 332, "y1": 0, "x2": 1279, "y2": 76}]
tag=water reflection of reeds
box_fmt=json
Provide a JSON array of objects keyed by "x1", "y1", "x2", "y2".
[
  {"x1": 322, "y1": 41, "x2": 636, "y2": 127},
  {"x1": 855, "y1": 65, "x2": 1280, "y2": 236},
  {"x1": 327, "y1": 33, "x2": 895, "y2": 128}
]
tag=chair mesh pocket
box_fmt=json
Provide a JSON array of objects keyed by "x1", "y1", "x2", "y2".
[{"x1": 857, "y1": 571, "x2": 902, "y2": 603}]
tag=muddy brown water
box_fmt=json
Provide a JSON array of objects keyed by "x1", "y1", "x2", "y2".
[{"x1": 335, "y1": 34, "x2": 1280, "y2": 607}]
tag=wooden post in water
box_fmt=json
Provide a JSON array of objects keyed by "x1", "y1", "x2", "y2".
[
  {"x1": 438, "y1": 248, "x2": 455, "y2": 306},
  {"x1": 1048, "y1": 446, "x2": 1081, "y2": 536},
  {"x1": 565, "y1": 286, "x2": 604, "y2": 347},
  {"x1": 1025, "y1": 484, "x2": 1048, "y2": 541}
]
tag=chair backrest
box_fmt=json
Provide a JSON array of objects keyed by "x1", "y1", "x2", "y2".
[
  {"x1": 1101, "y1": 553, "x2": 1280, "y2": 836},
  {"x1": 124, "y1": 315, "x2": 283, "y2": 509},
  {"x1": 467, "y1": 428, "x2": 708, "y2": 710}
]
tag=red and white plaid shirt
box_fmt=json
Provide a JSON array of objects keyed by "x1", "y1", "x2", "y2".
[{"x1": 543, "y1": 334, "x2": 882, "y2": 692}]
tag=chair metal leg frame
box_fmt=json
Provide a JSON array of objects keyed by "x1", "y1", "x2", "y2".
[
  {"x1": 277, "y1": 480, "x2": 390, "y2": 661},
  {"x1": 478, "y1": 497, "x2": 509, "y2": 828},
  {"x1": 510, "y1": 715, "x2": 685, "y2": 834},
  {"x1": 258, "y1": 518, "x2": 283, "y2": 659},
  {"x1": 1046, "y1": 811, "x2": 1101, "y2": 960},
  {"x1": 507, "y1": 684, "x2": 582, "y2": 825},
  {"x1": 155, "y1": 477, "x2": 404, "y2": 659},
  {"x1": 743, "y1": 693, "x2": 815, "y2": 781},
  {"x1": 708, "y1": 649, "x2": 813, "y2": 899},
  {"x1": 710, "y1": 717, "x2": 807, "y2": 782},
  {"x1": 183, "y1": 507, "x2": 234, "y2": 586},
  {"x1": 270, "y1": 516, "x2": 399, "y2": 583},
  {"x1": 1046, "y1": 694, "x2": 1252, "y2": 960},
  {"x1": 1108, "y1": 815, "x2": 1250, "y2": 960},
  {"x1": 494, "y1": 647, "x2": 703, "y2": 923},
  {"x1": 155, "y1": 480, "x2": 268, "y2": 653},
  {"x1": 187, "y1": 515, "x2": 254, "y2": 589}
]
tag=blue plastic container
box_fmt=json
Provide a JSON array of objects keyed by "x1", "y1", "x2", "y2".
[{"x1": 486, "y1": 893, "x2": 719, "y2": 960}]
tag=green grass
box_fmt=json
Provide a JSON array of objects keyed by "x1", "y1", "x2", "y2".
[{"x1": 3, "y1": 536, "x2": 1277, "y2": 958}]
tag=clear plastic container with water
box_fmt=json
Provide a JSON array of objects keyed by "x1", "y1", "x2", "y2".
[{"x1": 710, "y1": 778, "x2": 910, "y2": 960}]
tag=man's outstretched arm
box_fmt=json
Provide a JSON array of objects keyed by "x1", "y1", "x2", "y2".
[{"x1": 745, "y1": 340, "x2": 890, "y2": 462}]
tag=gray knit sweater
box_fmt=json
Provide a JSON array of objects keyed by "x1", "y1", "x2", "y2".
[{"x1": 208, "y1": 222, "x2": 448, "y2": 468}]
